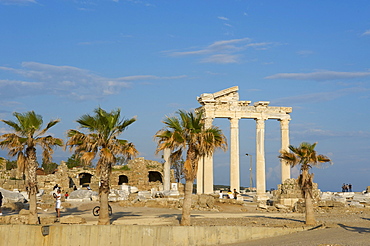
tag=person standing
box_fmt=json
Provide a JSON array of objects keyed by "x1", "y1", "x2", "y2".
[
  {"x1": 349, "y1": 184, "x2": 352, "y2": 192},
  {"x1": 55, "y1": 189, "x2": 62, "y2": 219},
  {"x1": 0, "y1": 191, "x2": 3, "y2": 216},
  {"x1": 233, "y1": 189, "x2": 239, "y2": 200}
]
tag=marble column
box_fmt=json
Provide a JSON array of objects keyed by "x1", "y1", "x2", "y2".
[
  {"x1": 255, "y1": 117, "x2": 267, "y2": 200},
  {"x1": 229, "y1": 117, "x2": 240, "y2": 192},
  {"x1": 203, "y1": 117, "x2": 214, "y2": 194},
  {"x1": 196, "y1": 157, "x2": 204, "y2": 194},
  {"x1": 163, "y1": 148, "x2": 171, "y2": 191},
  {"x1": 280, "y1": 118, "x2": 291, "y2": 183}
]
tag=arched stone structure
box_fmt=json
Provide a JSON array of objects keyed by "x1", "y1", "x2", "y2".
[
  {"x1": 148, "y1": 171, "x2": 163, "y2": 183},
  {"x1": 196, "y1": 86, "x2": 292, "y2": 201},
  {"x1": 118, "y1": 175, "x2": 129, "y2": 185},
  {"x1": 79, "y1": 172, "x2": 93, "y2": 186}
]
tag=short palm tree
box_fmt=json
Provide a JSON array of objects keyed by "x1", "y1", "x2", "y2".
[
  {"x1": 66, "y1": 107, "x2": 138, "y2": 225},
  {"x1": 279, "y1": 142, "x2": 331, "y2": 225},
  {"x1": 0, "y1": 111, "x2": 63, "y2": 224},
  {"x1": 155, "y1": 109, "x2": 227, "y2": 226}
]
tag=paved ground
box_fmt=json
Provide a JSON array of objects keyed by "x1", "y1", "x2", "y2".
[{"x1": 223, "y1": 227, "x2": 370, "y2": 246}]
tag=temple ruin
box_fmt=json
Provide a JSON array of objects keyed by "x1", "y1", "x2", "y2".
[{"x1": 196, "y1": 86, "x2": 292, "y2": 200}]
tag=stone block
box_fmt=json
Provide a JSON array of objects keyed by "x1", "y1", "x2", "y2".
[
  {"x1": 60, "y1": 215, "x2": 86, "y2": 224},
  {"x1": 275, "y1": 203, "x2": 289, "y2": 209},
  {"x1": 5, "y1": 215, "x2": 28, "y2": 224},
  {"x1": 3, "y1": 202, "x2": 25, "y2": 211},
  {"x1": 39, "y1": 215, "x2": 56, "y2": 225}
]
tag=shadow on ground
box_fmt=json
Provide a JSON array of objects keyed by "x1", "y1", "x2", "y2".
[{"x1": 338, "y1": 223, "x2": 370, "y2": 234}]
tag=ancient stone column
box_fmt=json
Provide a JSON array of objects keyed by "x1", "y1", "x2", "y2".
[
  {"x1": 163, "y1": 148, "x2": 171, "y2": 191},
  {"x1": 255, "y1": 117, "x2": 267, "y2": 200},
  {"x1": 280, "y1": 118, "x2": 291, "y2": 183},
  {"x1": 229, "y1": 117, "x2": 240, "y2": 192},
  {"x1": 196, "y1": 157, "x2": 204, "y2": 194},
  {"x1": 203, "y1": 117, "x2": 214, "y2": 194}
]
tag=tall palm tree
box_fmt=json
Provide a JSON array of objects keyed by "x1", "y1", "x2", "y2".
[
  {"x1": 0, "y1": 111, "x2": 63, "y2": 224},
  {"x1": 279, "y1": 142, "x2": 331, "y2": 225},
  {"x1": 155, "y1": 110, "x2": 227, "y2": 226},
  {"x1": 66, "y1": 107, "x2": 138, "y2": 225}
]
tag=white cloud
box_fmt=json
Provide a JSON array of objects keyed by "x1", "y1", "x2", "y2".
[
  {"x1": 218, "y1": 16, "x2": 229, "y2": 21},
  {"x1": 265, "y1": 70, "x2": 370, "y2": 81},
  {"x1": 167, "y1": 38, "x2": 271, "y2": 64},
  {"x1": 201, "y1": 54, "x2": 240, "y2": 64},
  {"x1": 291, "y1": 126, "x2": 370, "y2": 140},
  {"x1": 272, "y1": 87, "x2": 369, "y2": 105},
  {"x1": 362, "y1": 29, "x2": 370, "y2": 36},
  {"x1": 0, "y1": 0, "x2": 36, "y2": 5},
  {"x1": 0, "y1": 62, "x2": 186, "y2": 101}
]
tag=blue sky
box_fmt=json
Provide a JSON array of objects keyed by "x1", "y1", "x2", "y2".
[{"x1": 0, "y1": 0, "x2": 369, "y2": 192}]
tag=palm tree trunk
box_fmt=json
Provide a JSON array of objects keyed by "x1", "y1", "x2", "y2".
[
  {"x1": 26, "y1": 147, "x2": 39, "y2": 224},
  {"x1": 304, "y1": 189, "x2": 316, "y2": 225},
  {"x1": 180, "y1": 179, "x2": 194, "y2": 226},
  {"x1": 98, "y1": 163, "x2": 110, "y2": 225}
]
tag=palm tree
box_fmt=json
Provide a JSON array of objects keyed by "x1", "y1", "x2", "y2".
[
  {"x1": 66, "y1": 107, "x2": 138, "y2": 225},
  {"x1": 0, "y1": 111, "x2": 63, "y2": 224},
  {"x1": 155, "y1": 110, "x2": 227, "y2": 226},
  {"x1": 278, "y1": 142, "x2": 331, "y2": 225}
]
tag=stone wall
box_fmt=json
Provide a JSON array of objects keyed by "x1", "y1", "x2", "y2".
[
  {"x1": 0, "y1": 157, "x2": 175, "y2": 194},
  {"x1": 0, "y1": 224, "x2": 307, "y2": 246}
]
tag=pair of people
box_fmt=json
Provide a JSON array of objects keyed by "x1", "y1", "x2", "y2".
[
  {"x1": 342, "y1": 183, "x2": 352, "y2": 192},
  {"x1": 226, "y1": 189, "x2": 239, "y2": 199}
]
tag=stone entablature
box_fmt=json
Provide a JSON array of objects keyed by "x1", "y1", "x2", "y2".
[{"x1": 197, "y1": 86, "x2": 292, "y2": 120}]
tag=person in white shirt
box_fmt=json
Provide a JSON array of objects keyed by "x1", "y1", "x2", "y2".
[{"x1": 55, "y1": 189, "x2": 62, "y2": 218}]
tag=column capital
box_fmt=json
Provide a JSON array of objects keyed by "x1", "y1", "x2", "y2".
[
  {"x1": 228, "y1": 117, "x2": 240, "y2": 128},
  {"x1": 204, "y1": 117, "x2": 214, "y2": 128},
  {"x1": 255, "y1": 117, "x2": 266, "y2": 129},
  {"x1": 279, "y1": 118, "x2": 290, "y2": 130}
]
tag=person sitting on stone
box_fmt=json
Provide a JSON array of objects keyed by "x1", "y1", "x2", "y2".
[
  {"x1": 227, "y1": 189, "x2": 234, "y2": 199},
  {"x1": 219, "y1": 190, "x2": 223, "y2": 199}
]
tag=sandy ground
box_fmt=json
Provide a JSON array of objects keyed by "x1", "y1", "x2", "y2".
[{"x1": 26, "y1": 200, "x2": 370, "y2": 245}]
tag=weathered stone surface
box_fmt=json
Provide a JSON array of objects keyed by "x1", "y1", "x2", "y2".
[
  {"x1": 0, "y1": 188, "x2": 26, "y2": 203},
  {"x1": 69, "y1": 190, "x2": 97, "y2": 199},
  {"x1": 275, "y1": 204, "x2": 289, "y2": 209},
  {"x1": 0, "y1": 157, "x2": 174, "y2": 201},
  {"x1": 273, "y1": 178, "x2": 320, "y2": 207},
  {"x1": 60, "y1": 215, "x2": 86, "y2": 224},
  {"x1": 0, "y1": 215, "x2": 28, "y2": 224},
  {"x1": 39, "y1": 215, "x2": 56, "y2": 225},
  {"x1": 19, "y1": 209, "x2": 30, "y2": 215},
  {"x1": 3, "y1": 202, "x2": 25, "y2": 211},
  {"x1": 258, "y1": 203, "x2": 268, "y2": 209}
]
